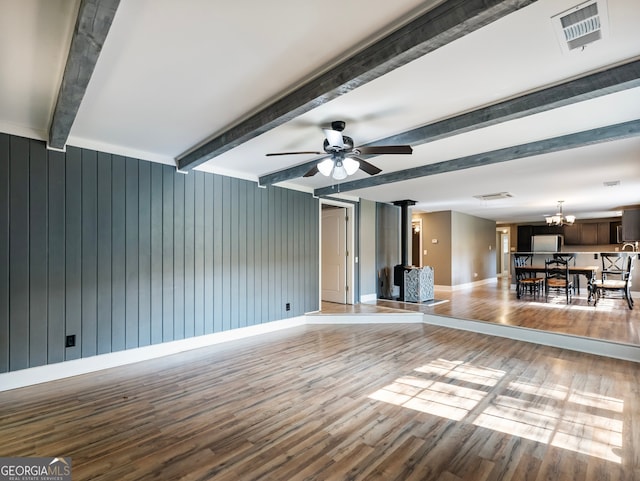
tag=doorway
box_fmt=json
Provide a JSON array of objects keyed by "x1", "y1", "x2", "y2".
[
  {"x1": 412, "y1": 219, "x2": 422, "y2": 267},
  {"x1": 497, "y1": 228, "x2": 510, "y2": 278},
  {"x1": 320, "y1": 201, "x2": 355, "y2": 305}
]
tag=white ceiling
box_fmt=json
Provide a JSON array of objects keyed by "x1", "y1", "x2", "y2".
[{"x1": 1, "y1": 0, "x2": 639, "y2": 223}]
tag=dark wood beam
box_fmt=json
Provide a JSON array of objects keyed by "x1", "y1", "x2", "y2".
[
  {"x1": 313, "y1": 119, "x2": 640, "y2": 197},
  {"x1": 48, "y1": 0, "x2": 120, "y2": 150},
  {"x1": 260, "y1": 59, "x2": 640, "y2": 186},
  {"x1": 177, "y1": 0, "x2": 536, "y2": 171}
]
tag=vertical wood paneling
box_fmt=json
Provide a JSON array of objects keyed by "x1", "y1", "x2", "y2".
[
  {"x1": 150, "y1": 163, "x2": 163, "y2": 345},
  {"x1": 230, "y1": 178, "x2": 239, "y2": 330},
  {"x1": 125, "y1": 159, "x2": 139, "y2": 349},
  {"x1": 138, "y1": 161, "x2": 151, "y2": 347},
  {"x1": 96, "y1": 152, "x2": 112, "y2": 355},
  {"x1": 267, "y1": 187, "x2": 275, "y2": 322},
  {"x1": 162, "y1": 166, "x2": 174, "y2": 342},
  {"x1": 212, "y1": 175, "x2": 223, "y2": 332},
  {"x1": 173, "y1": 173, "x2": 185, "y2": 340},
  {"x1": 1, "y1": 133, "x2": 321, "y2": 373},
  {"x1": 245, "y1": 182, "x2": 254, "y2": 326},
  {"x1": 274, "y1": 188, "x2": 283, "y2": 321},
  {"x1": 289, "y1": 192, "x2": 304, "y2": 317},
  {"x1": 29, "y1": 140, "x2": 48, "y2": 367},
  {"x1": 237, "y1": 180, "x2": 246, "y2": 327},
  {"x1": 204, "y1": 174, "x2": 214, "y2": 334},
  {"x1": 283, "y1": 190, "x2": 292, "y2": 318},
  {"x1": 65, "y1": 146, "x2": 82, "y2": 360},
  {"x1": 111, "y1": 155, "x2": 126, "y2": 352},
  {"x1": 9, "y1": 137, "x2": 30, "y2": 370},
  {"x1": 183, "y1": 173, "x2": 195, "y2": 338},
  {"x1": 81, "y1": 149, "x2": 98, "y2": 358},
  {"x1": 260, "y1": 186, "x2": 269, "y2": 323},
  {"x1": 193, "y1": 172, "x2": 205, "y2": 336},
  {"x1": 221, "y1": 176, "x2": 231, "y2": 330},
  {"x1": 0, "y1": 135, "x2": 9, "y2": 373}
]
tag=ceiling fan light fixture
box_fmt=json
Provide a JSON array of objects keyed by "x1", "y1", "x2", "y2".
[
  {"x1": 343, "y1": 157, "x2": 360, "y2": 175},
  {"x1": 317, "y1": 158, "x2": 334, "y2": 176},
  {"x1": 332, "y1": 160, "x2": 348, "y2": 180}
]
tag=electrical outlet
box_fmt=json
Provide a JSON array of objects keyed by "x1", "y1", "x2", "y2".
[
  {"x1": 65, "y1": 335, "x2": 76, "y2": 348},
  {"x1": 285, "y1": 303, "x2": 291, "y2": 311}
]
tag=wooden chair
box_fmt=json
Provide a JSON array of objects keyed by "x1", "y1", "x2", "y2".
[
  {"x1": 514, "y1": 254, "x2": 544, "y2": 299},
  {"x1": 593, "y1": 253, "x2": 634, "y2": 309},
  {"x1": 553, "y1": 253, "x2": 578, "y2": 294},
  {"x1": 545, "y1": 258, "x2": 573, "y2": 304}
]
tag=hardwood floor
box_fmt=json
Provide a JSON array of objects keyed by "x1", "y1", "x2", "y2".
[
  {"x1": 322, "y1": 278, "x2": 640, "y2": 346},
  {"x1": 1, "y1": 324, "x2": 639, "y2": 480}
]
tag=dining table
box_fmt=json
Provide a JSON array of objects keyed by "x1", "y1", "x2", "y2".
[{"x1": 515, "y1": 265, "x2": 599, "y2": 301}]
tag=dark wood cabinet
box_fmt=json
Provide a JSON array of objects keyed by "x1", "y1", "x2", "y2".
[
  {"x1": 580, "y1": 223, "x2": 598, "y2": 245},
  {"x1": 622, "y1": 210, "x2": 640, "y2": 241},
  {"x1": 563, "y1": 221, "x2": 615, "y2": 246},
  {"x1": 563, "y1": 224, "x2": 581, "y2": 245},
  {"x1": 519, "y1": 220, "x2": 618, "y2": 248}
]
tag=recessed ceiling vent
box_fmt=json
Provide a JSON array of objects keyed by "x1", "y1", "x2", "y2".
[
  {"x1": 473, "y1": 192, "x2": 513, "y2": 201},
  {"x1": 552, "y1": 0, "x2": 608, "y2": 54}
]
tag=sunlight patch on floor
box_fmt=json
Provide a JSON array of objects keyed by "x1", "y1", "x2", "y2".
[{"x1": 369, "y1": 358, "x2": 624, "y2": 464}]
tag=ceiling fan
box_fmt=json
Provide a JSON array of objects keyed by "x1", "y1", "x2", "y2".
[{"x1": 265, "y1": 120, "x2": 412, "y2": 180}]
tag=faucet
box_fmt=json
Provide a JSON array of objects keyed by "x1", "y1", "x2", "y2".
[{"x1": 621, "y1": 242, "x2": 637, "y2": 252}]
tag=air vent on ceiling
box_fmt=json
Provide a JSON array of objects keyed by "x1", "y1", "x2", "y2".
[
  {"x1": 473, "y1": 192, "x2": 513, "y2": 201},
  {"x1": 552, "y1": 0, "x2": 608, "y2": 54},
  {"x1": 603, "y1": 180, "x2": 620, "y2": 187}
]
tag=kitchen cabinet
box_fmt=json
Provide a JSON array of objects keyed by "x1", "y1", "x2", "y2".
[{"x1": 564, "y1": 222, "x2": 613, "y2": 245}]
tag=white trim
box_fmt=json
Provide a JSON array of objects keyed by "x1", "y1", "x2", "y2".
[
  {"x1": 319, "y1": 199, "x2": 356, "y2": 305},
  {"x1": 0, "y1": 317, "x2": 305, "y2": 392},
  {"x1": 360, "y1": 293, "x2": 378, "y2": 303},
  {"x1": 435, "y1": 277, "x2": 497, "y2": 291},
  {"x1": 422, "y1": 313, "x2": 640, "y2": 363},
  {"x1": 306, "y1": 312, "x2": 423, "y2": 324},
  {"x1": 3, "y1": 308, "x2": 638, "y2": 392}
]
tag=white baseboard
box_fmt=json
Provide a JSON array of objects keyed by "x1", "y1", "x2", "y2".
[
  {"x1": 436, "y1": 277, "x2": 497, "y2": 292},
  {"x1": 360, "y1": 293, "x2": 378, "y2": 303},
  {"x1": 306, "y1": 312, "x2": 423, "y2": 325},
  {"x1": 0, "y1": 317, "x2": 306, "y2": 392},
  {"x1": 3, "y1": 303, "x2": 638, "y2": 392},
  {"x1": 422, "y1": 314, "x2": 640, "y2": 363}
]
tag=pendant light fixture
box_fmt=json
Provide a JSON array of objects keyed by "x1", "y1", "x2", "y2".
[{"x1": 545, "y1": 200, "x2": 576, "y2": 226}]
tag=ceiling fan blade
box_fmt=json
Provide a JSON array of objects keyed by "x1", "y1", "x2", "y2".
[
  {"x1": 357, "y1": 158, "x2": 382, "y2": 176},
  {"x1": 303, "y1": 165, "x2": 319, "y2": 177},
  {"x1": 323, "y1": 129, "x2": 344, "y2": 149},
  {"x1": 266, "y1": 151, "x2": 322, "y2": 156},
  {"x1": 356, "y1": 145, "x2": 412, "y2": 155}
]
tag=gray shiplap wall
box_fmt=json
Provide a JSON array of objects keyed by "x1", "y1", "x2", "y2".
[{"x1": 0, "y1": 134, "x2": 319, "y2": 373}]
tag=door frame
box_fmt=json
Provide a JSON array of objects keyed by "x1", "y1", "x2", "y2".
[
  {"x1": 319, "y1": 199, "x2": 355, "y2": 305},
  {"x1": 411, "y1": 218, "x2": 423, "y2": 267},
  {"x1": 496, "y1": 227, "x2": 511, "y2": 278}
]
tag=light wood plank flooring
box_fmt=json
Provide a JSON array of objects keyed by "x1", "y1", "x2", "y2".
[
  {"x1": 320, "y1": 278, "x2": 640, "y2": 346},
  {"x1": 1, "y1": 324, "x2": 638, "y2": 480}
]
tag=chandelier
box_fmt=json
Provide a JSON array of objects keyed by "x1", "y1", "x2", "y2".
[{"x1": 545, "y1": 201, "x2": 575, "y2": 226}]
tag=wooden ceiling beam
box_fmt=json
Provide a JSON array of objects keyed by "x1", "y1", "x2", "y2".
[
  {"x1": 176, "y1": 0, "x2": 536, "y2": 172},
  {"x1": 48, "y1": 0, "x2": 120, "y2": 150},
  {"x1": 259, "y1": 59, "x2": 640, "y2": 186},
  {"x1": 313, "y1": 119, "x2": 640, "y2": 197}
]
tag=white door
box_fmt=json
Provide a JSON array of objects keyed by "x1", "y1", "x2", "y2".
[
  {"x1": 501, "y1": 233, "x2": 510, "y2": 277},
  {"x1": 322, "y1": 207, "x2": 347, "y2": 303}
]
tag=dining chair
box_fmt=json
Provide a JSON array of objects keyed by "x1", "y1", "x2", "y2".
[
  {"x1": 545, "y1": 258, "x2": 573, "y2": 304},
  {"x1": 553, "y1": 253, "x2": 578, "y2": 294},
  {"x1": 514, "y1": 254, "x2": 544, "y2": 298},
  {"x1": 593, "y1": 253, "x2": 634, "y2": 309}
]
